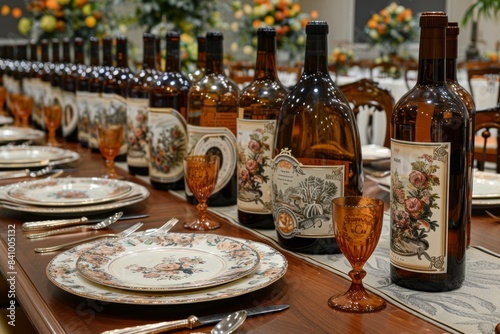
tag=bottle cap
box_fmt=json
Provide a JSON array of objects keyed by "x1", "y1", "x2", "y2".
[
  {"x1": 206, "y1": 32, "x2": 224, "y2": 41},
  {"x1": 258, "y1": 27, "x2": 277, "y2": 37},
  {"x1": 446, "y1": 22, "x2": 459, "y2": 36},
  {"x1": 419, "y1": 12, "x2": 448, "y2": 28},
  {"x1": 166, "y1": 31, "x2": 180, "y2": 40},
  {"x1": 306, "y1": 20, "x2": 329, "y2": 35}
]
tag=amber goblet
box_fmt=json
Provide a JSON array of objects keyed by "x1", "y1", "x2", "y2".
[
  {"x1": 43, "y1": 104, "x2": 62, "y2": 146},
  {"x1": 328, "y1": 196, "x2": 386, "y2": 313},
  {"x1": 0, "y1": 86, "x2": 6, "y2": 115},
  {"x1": 9, "y1": 93, "x2": 22, "y2": 126},
  {"x1": 183, "y1": 155, "x2": 221, "y2": 231},
  {"x1": 16, "y1": 95, "x2": 33, "y2": 128},
  {"x1": 97, "y1": 120, "x2": 124, "y2": 180}
]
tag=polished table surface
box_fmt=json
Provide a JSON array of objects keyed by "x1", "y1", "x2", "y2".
[{"x1": 1, "y1": 142, "x2": 499, "y2": 334}]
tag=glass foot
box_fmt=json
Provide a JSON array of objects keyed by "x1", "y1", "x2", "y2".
[
  {"x1": 328, "y1": 286, "x2": 386, "y2": 313},
  {"x1": 183, "y1": 220, "x2": 221, "y2": 231}
]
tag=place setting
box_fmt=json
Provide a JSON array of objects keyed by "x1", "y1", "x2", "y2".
[
  {"x1": 45, "y1": 221, "x2": 288, "y2": 306},
  {"x1": 0, "y1": 176, "x2": 150, "y2": 215}
]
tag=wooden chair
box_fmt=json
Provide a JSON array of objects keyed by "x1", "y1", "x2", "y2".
[
  {"x1": 277, "y1": 64, "x2": 301, "y2": 88},
  {"x1": 474, "y1": 105, "x2": 500, "y2": 173},
  {"x1": 369, "y1": 61, "x2": 400, "y2": 80},
  {"x1": 467, "y1": 64, "x2": 500, "y2": 106},
  {"x1": 403, "y1": 59, "x2": 418, "y2": 90},
  {"x1": 228, "y1": 61, "x2": 254, "y2": 89},
  {"x1": 339, "y1": 78, "x2": 395, "y2": 148}
]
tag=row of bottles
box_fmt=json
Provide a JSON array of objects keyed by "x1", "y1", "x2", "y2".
[{"x1": 0, "y1": 15, "x2": 471, "y2": 293}]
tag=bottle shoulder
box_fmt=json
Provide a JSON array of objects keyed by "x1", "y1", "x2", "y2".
[
  {"x1": 395, "y1": 84, "x2": 469, "y2": 114},
  {"x1": 190, "y1": 73, "x2": 239, "y2": 95}
]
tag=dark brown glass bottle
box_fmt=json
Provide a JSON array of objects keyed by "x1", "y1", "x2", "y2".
[
  {"x1": 273, "y1": 21, "x2": 362, "y2": 254},
  {"x1": 107, "y1": 36, "x2": 133, "y2": 161},
  {"x1": 187, "y1": 36, "x2": 206, "y2": 83},
  {"x1": 47, "y1": 39, "x2": 64, "y2": 136},
  {"x1": 148, "y1": 31, "x2": 191, "y2": 190},
  {"x1": 126, "y1": 33, "x2": 158, "y2": 175},
  {"x1": 446, "y1": 22, "x2": 475, "y2": 248},
  {"x1": 390, "y1": 12, "x2": 468, "y2": 292},
  {"x1": 76, "y1": 37, "x2": 90, "y2": 146},
  {"x1": 36, "y1": 39, "x2": 51, "y2": 129},
  {"x1": 60, "y1": 37, "x2": 79, "y2": 142},
  {"x1": 187, "y1": 32, "x2": 239, "y2": 206},
  {"x1": 237, "y1": 28, "x2": 288, "y2": 229},
  {"x1": 24, "y1": 40, "x2": 39, "y2": 126},
  {"x1": 87, "y1": 37, "x2": 104, "y2": 151}
]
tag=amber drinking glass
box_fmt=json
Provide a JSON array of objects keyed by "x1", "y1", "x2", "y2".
[
  {"x1": 328, "y1": 196, "x2": 386, "y2": 313},
  {"x1": 0, "y1": 87, "x2": 6, "y2": 115},
  {"x1": 44, "y1": 104, "x2": 62, "y2": 146},
  {"x1": 183, "y1": 155, "x2": 221, "y2": 231},
  {"x1": 97, "y1": 118, "x2": 124, "y2": 180},
  {"x1": 9, "y1": 93, "x2": 22, "y2": 126},
  {"x1": 16, "y1": 95, "x2": 33, "y2": 128}
]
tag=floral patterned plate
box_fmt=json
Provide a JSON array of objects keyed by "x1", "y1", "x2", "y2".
[
  {"x1": 6, "y1": 177, "x2": 133, "y2": 207},
  {"x1": 0, "y1": 145, "x2": 69, "y2": 164},
  {"x1": 46, "y1": 234, "x2": 287, "y2": 305},
  {"x1": 76, "y1": 233, "x2": 260, "y2": 292}
]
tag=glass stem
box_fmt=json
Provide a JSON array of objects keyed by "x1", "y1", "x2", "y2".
[
  {"x1": 106, "y1": 159, "x2": 117, "y2": 177},
  {"x1": 197, "y1": 201, "x2": 208, "y2": 222}
]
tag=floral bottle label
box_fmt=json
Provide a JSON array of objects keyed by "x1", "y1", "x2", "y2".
[
  {"x1": 271, "y1": 149, "x2": 345, "y2": 239},
  {"x1": 148, "y1": 108, "x2": 188, "y2": 183},
  {"x1": 126, "y1": 97, "x2": 149, "y2": 168},
  {"x1": 236, "y1": 118, "x2": 276, "y2": 215},
  {"x1": 76, "y1": 91, "x2": 90, "y2": 143},
  {"x1": 390, "y1": 139, "x2": 450, "y2": 273},
  {"x1": 186, "y1": 124, "x2": 237, "y2": 195},
  {"x1": 61, "y1": 90, "x2": 78, "y2": 138},
  {"x1": 86, "y1": 91, "x2": 103, "y2": 149}
]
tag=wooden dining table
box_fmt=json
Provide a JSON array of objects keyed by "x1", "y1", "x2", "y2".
[{"x1": 0, "y1": 141, "x2": 499, "y2": 334}]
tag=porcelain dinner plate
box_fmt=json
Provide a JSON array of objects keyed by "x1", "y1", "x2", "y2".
[
  {"x1": 362, "y1": 144, "x2": 390, "y2": 163},
  {"x1": 0, "y1": 115, "x2": 13, "y2": 125},
  {"x1": 0, "y1": 126, "x2": 45, "y2": 144},
  {"x1": 76, "y1": 233, "x2": 260, "y2": 292},
  {"x1": 0, "y1": 145, "x2": 69, "y2": 164},
  {"x1": 46, "y1": 235, "x2": 287, "y2": 305},
  {"x1": 6, "y1": 178, "x2": 133, "y2": 207},
  {"x1": 0, "y1": 182, "x2": 148, "y2": 215}
]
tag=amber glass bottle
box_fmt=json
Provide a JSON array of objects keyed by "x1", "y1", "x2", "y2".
[
  {"x1": 187, "y1": 32, "x2": 239, "y2": 206},
  {"x1": 76, "y1": 37, "x2": 90, "y2": 146},
  {"x1": 148, "y1": 31, "x2": 191, "y2": 190},
  {"x1": 126, "y1": 33, "x2": 158, "y2": 175},
  {"x1": 187, "y1": 36, "x2": 206, "y2": 83},
  {"x1": 107, "y1": 36, "x2": 133, "y2": 161},
  {"x1": 59, "y1": 38, "x2": 78, "y2": 142},
  {"x1": 446, "y1": 22, "x2": 475, "y2": 248},
  {"x1": 390, "y1": 12, "x2": 468, "y2": 292},
  {"x1": 237, "y1": 28, "x2": 288, "y2": 229},
  {"x1": 87, "y1": 37, "x2": 104, "y2": 151},
  {"x1": 273, "y1": 21, "x2": 362, "y2": 254}
]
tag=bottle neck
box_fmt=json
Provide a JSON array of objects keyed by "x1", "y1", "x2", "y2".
[
  {"x1": 165, "y1": 40, "x2": 180, "y2": 72},
  {"x1": 254, "y1": 35, "x2": 278, "y2": 80},
  {"x1": 102, "y1": 42, "x2": 113, "y2": 67},
  {"x1": 90, "y1": 43, "x2": 100, "y2": 67},
  {"x1": 63, "y1": 43, "x2": 71, "y2": 63},
  {"x1": 143, "y1": 39, "x2": 156, "y2": 70},
  {"x1": 206, "y1": 40, "x2": 224, "y2": 75},
  {"x1": 52, "y1": 44, "x2": 60, "y2": 63},
  {"x1": 41, "y1": 44, "x2": 49, "y2": 63},
  {"x1": 74, "y1": 43, "x2": 85, "y2": 65},
  {"x1": 116, "y1": 43, "x2": 128, "y2": 69},
  {"x1": 417, "y1": 27, "x2": 446, "y2": 84},
  {"x1": 445, "y1": 58, "x2": 458, "y2": 81},
  {"x1": 197, "y1": 39, "x2": 206, "y2": 69},
  {"x1": 30, "y1": 44, "x2": 37, "y2": 62},
  {"x1": 303, "y1": 33, "x2": 328, "y2": 74}
]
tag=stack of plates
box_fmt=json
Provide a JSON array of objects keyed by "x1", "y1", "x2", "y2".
[
  {"x1": 367, "y1": 170, "x2": 500, "y2": 208},
  {"x1": 46, "y1": 233, "x2": 288, "y2": 305},
  {"x1": 0, "y1": 126, "x2": 45, "y2": 144},
  {"x1": 0, "y1": 177, "x2": 149, "y2": 214},
  {"x1": 0, "y1": 145, "x2": 80, "y2": 169}
]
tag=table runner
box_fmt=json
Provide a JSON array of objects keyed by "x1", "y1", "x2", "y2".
[{"x1": 165, "y1": 190, "x2": 499, "y2": 334}]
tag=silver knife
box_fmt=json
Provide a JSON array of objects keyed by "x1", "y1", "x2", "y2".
[
  {"x1": 100, "y1": 304, "x2": 290, "y2": 334},
  {"x1": 22, "y1": 213, "x2": 149, "y2": 231}
]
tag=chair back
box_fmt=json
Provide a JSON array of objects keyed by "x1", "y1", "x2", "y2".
[
  {"x1": 467, "y1": 64, "x2": 500, "y2": 109},
  {"x1": 228, "y1": 61, "x2": 254, "y2": 89},
  {"x1": 403, "y1": 59, "x2": 418, "y2": 90},
  {"x1": 339, "y1": 78, "x2": 394, "y2": 148},
  {"x1": 369, "y1": 61, "x2": 400, "y2": 79},
  {"x1": 277, "y1": 64, "x2": 301, "y2": 88},
  {"x1": 475, "y1": 105, "x2": 500, "y2": 173}
]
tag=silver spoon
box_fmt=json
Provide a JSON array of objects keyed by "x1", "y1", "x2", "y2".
[{"x1": 211, "y1": 310, "x2": 247, "y2": 334}]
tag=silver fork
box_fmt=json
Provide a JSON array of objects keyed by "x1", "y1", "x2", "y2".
[
  {"x1": 34, "y1": 222, "x2": 143, "y2": 253},
  {"x1": 26, "y1": 212, "x2": 123, "y2": 239},
  {"x1": 144, "y1": 217, "x2": 178, "y2": 236}
]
